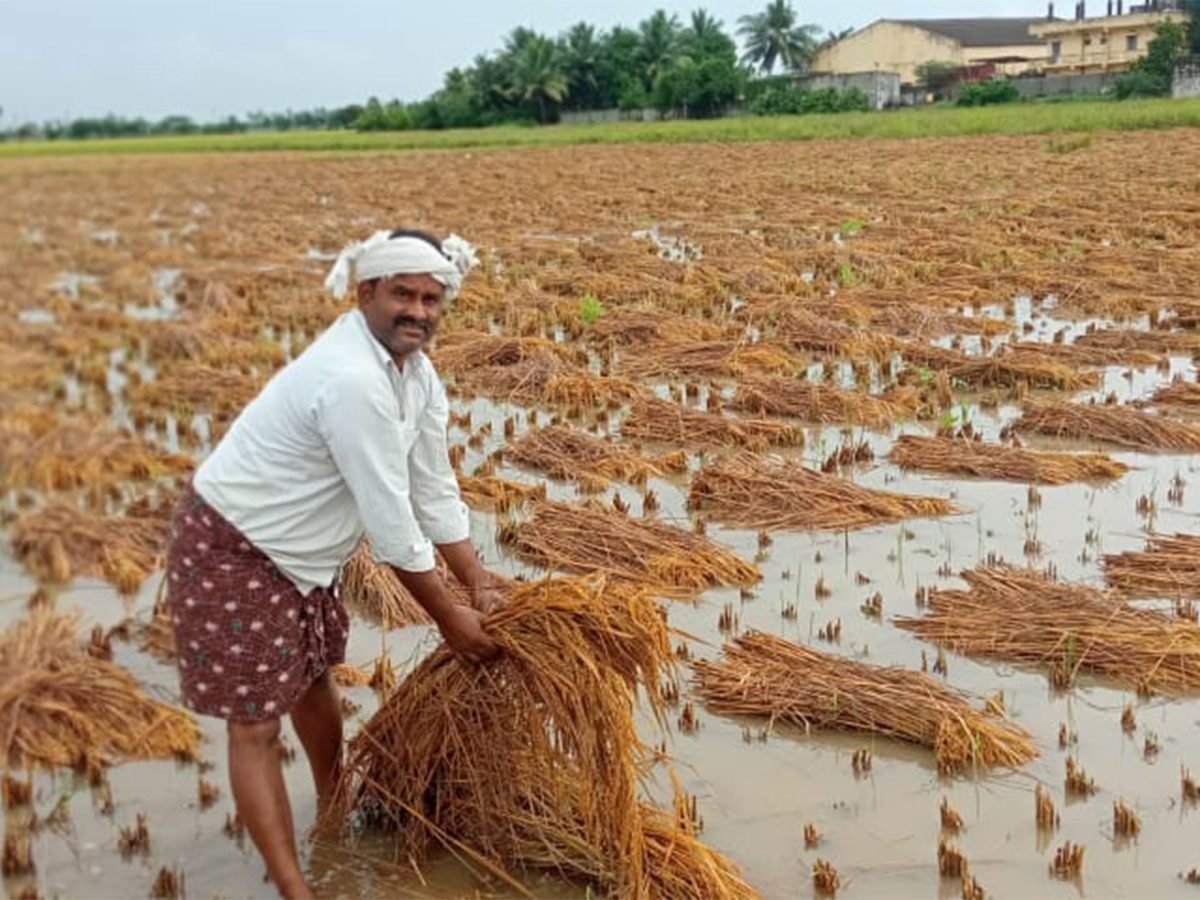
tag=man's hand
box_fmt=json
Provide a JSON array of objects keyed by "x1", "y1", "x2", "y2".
[
  {"x1": 469, "y1": 581, "x2": 506, "y2": 615},
  {"x1": 437, "y1": 604, "x2": 498, "y2": 665}
]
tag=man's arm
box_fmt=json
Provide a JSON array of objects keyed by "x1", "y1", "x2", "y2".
[{"x1": 437, "y1": 539, "x2": 504, "y2": 613}]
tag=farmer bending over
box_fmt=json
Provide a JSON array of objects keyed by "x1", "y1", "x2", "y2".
[{"x1": 165, "y1": 228, "x2": 500, "y2": 899}]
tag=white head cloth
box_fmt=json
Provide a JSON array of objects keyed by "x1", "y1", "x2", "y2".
[{"x1": 323, "y1": 230, "x2": 479, "y2": 301}]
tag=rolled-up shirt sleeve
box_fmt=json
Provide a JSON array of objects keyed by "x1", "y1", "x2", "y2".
[
  {"x1": 314, "y1": 368, "x2": 436, "y2": 572},
  {"x1": 409, "y1": 374, "x2": 471, "y2": 545}
]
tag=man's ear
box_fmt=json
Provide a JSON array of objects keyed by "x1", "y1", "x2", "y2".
[{"x1": 355, "y1": 280, "x2": 372, "y2": 307}]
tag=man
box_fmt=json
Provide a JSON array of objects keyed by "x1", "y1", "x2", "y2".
[{"x1": 166, "y1": 228, "x2": 499, "y2": 899}]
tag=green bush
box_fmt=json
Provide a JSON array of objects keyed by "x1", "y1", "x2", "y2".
[
  {"x1": 749, "y1": 86, "x2": 868, "y2": 116},
  {"x1": 957, "y1": 80, "x2": 1020, "y2": 107},
  {"x1": 1115, "y1": 69, "x2": 1170, "y2": 99}
]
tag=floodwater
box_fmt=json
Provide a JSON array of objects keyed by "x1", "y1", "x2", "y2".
[{"x1": 5, "y1": 293, "x2": 1200, "y2": 900}]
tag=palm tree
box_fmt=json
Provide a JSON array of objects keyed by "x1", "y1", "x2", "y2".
[
  {"x1": 508, "y1": 33, "x2": 569, "y2": 123},
  {"x1": 636, "y1": 9, "x2": 685, "y2": 88},
  {"x1": 736, "y1": 0, "x2": 823, "y2": 74},
  {"x1": 684, "y1": 8, "x2": 735, "y2": 58},
  {"x1": 561, "y1": 22, "x2": 603, "y2": 110}
]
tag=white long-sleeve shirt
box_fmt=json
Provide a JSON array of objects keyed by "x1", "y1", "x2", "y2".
[{"x1": 194, "y1": 309, "x2": 470, "y2": 594}]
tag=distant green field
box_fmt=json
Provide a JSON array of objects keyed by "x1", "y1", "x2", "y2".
[{"x1": 4, "y1": 98, "x2": 1200, "y2": 158}]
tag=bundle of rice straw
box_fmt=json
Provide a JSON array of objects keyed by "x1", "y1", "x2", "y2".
[
  {"x1": 888, "y1": 435, "x2": 1127, "y2": 484},
  {"x1": 0, "y1": 610, "x2": 200, "y2": 768},
  {"x1": 621, "y1": 398, "x2": 805, "y2": 451},
  {"x1": 129, "y1": 364, "x2": 262, "y2": 421},
  {"x1": 899, "y1": 343, "x2": 1095, "y2": 390},
  {"x1": 462, "y1": 354, "x2": 646, "y2": 407},
  {"x1": 1150, "y1": 381, "x2": 1200, "y2": 408},
  {"x1": 692, "y1": 631, "x2": 1035, "y2": 774},
  {"x1": 772, "y1": 307, "x2": 897, "y2": 359},
  {"x1": 1016, "y1": 400, "x2": 1200, "y2": 452},
  {"x1": 432, "y1": 330, "x2": 585, "y2": 375},
  {"x1": 894, "y1": 567, "x2": 1200, "y2": 695},
  {"x1": 337, "y1": 541, "x2": 438, "y2": 629},
  {"x1": 139, "y1": 584, "x2": 177, "y2": 660},
  {"x1": 689, "y1": 454, "x2": 956, "y2": 531},
  {"x1": 457, "y1": 474, "x2": 547, "y2": 512},
  {"x1": 508, "y1": 425, "x2": 687, "y2": 484},
  {"x1": 617, "y1": 340, "x2": 799, "y2": 379},
  {"x1": 1075, "y1": 328, "x2": 1200, "y2": 356},
  {"x1": 589, "y1": 308, "x2": 722, "y2": 345},
  {"x1": 497, "y1": 500, "x2": 760, "y2": 594},
  {"x1": 730, "y1": 377, "x2": 917, "y2": 428},
  {"x1": 0, "y1": 408, "x2": 193, "y2": 496},
  {"x1": 1103, "y1": 534, "x2": 1200, "y2": 597},
  {"x1": 1005, "y1": 341, "x2": 1159, "y2": 368},
  {"x1": 326, "y1": 576, "x2": 757, "y2": 900},
  {"x1": 11, "y1": 503, "x2": 169, "y2": 594}
]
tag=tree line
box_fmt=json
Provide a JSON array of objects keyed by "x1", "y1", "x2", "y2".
[{"x1": 1, "y1": 1, "x2": 865, "y2": 140}]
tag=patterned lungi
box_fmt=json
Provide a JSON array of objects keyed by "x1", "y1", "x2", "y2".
[{"x1": 165, "y1": 484, "x2": 349, "y2": 722}]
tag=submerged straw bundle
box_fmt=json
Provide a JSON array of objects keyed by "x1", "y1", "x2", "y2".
[
  {"x1": 899, "y1": 343, "x2": 1095, "y2": 390},
  {"x1": 457, "y1": 474, "x2": 547, "y2": 512},
  {"x1": 463, "y1": 354, "x2": 646, "y2": 406},
  {"x1": 337, "y1": 541, "x2": 436, "y2": 629},
  {"x1": 327, "y1": 576, "x2": 757, "y2": 899},
  {"x1": 621, "y1": 398, "x2": 805, "y2": 451},
  {"x1": 1150, "y1": 381, "x2": 1200, "y2": 408},
  {"x1": 0, "y1": 610, "x2": 200, "y2": 768},
  {"x1": 498, "y1": 500, "x2": 760, "y2": 593},
  {"x1": 1016, "y1": 400, "x2": 1200, "y2": 452},
  {"x1": 1103, "y1": 534, "x2": 1200, "y2": 598},
  {"x1": 894, "y1": 567, "x2": 1200, "y2": 695},
  {"x1": 0, "y1": 409, "x2": 193, "y2": 496},
  {"x1": 689, "y1": 454, "x2": 956, "y2": 531},
  {"x1": 888, "y1": 435, "x2": 1127, "y2": 484},
  {"x1": 508, "y1": 425, "x2": 687, "y2": 483},
  {"x1": 617, "y1": 339, "x2": 799, "y2": 379},
  {"x1": 692, "y1": 631, "x2": 1035, "y2": 774},
  {"x1": 433, "y1": 330, "x2": 585, "y2": 375},
  {"x1": 11, "y1": 503, "x2": 169, "y2": 593},
  {"x1": 730, "y1": 377, "x2": 918, "y2": 428}
]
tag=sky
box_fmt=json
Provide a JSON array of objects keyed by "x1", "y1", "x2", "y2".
[{"x1": 0, "y1": 0, "x2": 1040, "y2": 124}]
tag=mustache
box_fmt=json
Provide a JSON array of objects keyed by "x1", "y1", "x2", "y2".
[{"x1": 392, "y1": 316, "x2": 430, "y2": 334}]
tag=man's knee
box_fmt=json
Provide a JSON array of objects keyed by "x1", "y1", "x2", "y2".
[{"x1": 228, "y1": 717, "x2": 282, "y2": 750}]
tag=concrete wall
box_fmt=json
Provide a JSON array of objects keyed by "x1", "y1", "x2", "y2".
[
  {"x1": 1009, "y1": 71, "x2": 1119, "y2": 96},
  {"x1": 1175, "y1": 59, "x2": 1200, "y2": 97},
  {"x1": 559, "y1": 108, "x2": 662, "y2": 125},
  {"x1": 798, "y1": 71, "x2": 902, "y2": 109},
  {"x1": 1031, "y1": 11, "x2": 1186, "y2": 73}
]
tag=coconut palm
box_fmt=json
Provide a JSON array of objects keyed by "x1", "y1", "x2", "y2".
[
  {"x1": 561, "y1": 22, "x2": 603, "y2": 110},
  {"x1": 508, "y1": 33, "x2": 569, "y2": 123},
  {"x1": 636, "y1": 9, "x2": 685, "y2": 88},
  {"x1": 736, "y1": 0, "x2": 823, "y2": 74},
  {"x1": 684, "y1": 8, "x2": 736, "y2": 58}
]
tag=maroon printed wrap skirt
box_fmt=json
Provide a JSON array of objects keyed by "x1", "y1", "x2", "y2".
[{"x1": 165, "y1": 484, "x2": 349, "y2": 722}]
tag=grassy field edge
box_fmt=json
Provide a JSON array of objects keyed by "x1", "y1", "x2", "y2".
[{"x1": 4, "y1": 97, "x2": 1200, "y2": 158}]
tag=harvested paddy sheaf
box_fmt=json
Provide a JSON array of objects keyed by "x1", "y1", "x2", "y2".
[
  {"x1": 1074, "y1": 328, "x2": 1200, "y2": 356},
  {"x1": 507, "y1": 425, "x2": 687, "y2": 484},
  {"x1": 692, "y1": 631, "x2": 1034, "y2": 774},
  {"x1": 337, "y1": 542, "x2": 436, "y2": 629},
  {"x1": 432, "y1": 330, "x2": 586, "y2": 375},
  {"x1": 1103, "y1": 534, "x2": 1200, "y2": 598},
  {"x1": 326, "y1": 577, "x2": 757, "y2": 900},
  {"x1": 620, "y1": 398, "x2": 804, "y2": 451},
  {"x1": 497, "y1": 500, "x2": 760, "y2": 593},
  {"x1": 129, "y1": 363, "x2": 262, "y2": 424},
  {"x1": 887, "y1": 435, "x2": 1127, "y2": 484},
  {"x1": 769, "y1": 307, "x2": 897, "y2": 359},
  {"x1": 588, "y1": 307, "x2": 722, "y2": 346},
  {"x1": 457, "y1": 474, "x2": 547, "y2": 513},
  {"x1": 894, "y1": 567, "x2": 1200, "y2": 695},
  {"x1": 730, "y1": 376, "x2": 918, "y2": 428},
  {"x1": 460, "y1": 353, "x2": 647, "y2": 407},
  {"x1": 897, "y1": 342, "x2": 1096, "y2": 390},
  {"x1": 0, "y1": 408, "x2": 193, "y2": 496},
  {"x1": 867, "y1": 304, "x2": 1012, "y2": 340},
  {"x1": 11, "y1": 502, "x2": 169, "y2": 593},
  {"x1": 1015, "y1": 400, "x2": 1200, "y2": 452},
  {"x1": 617, "y1": 339, "x2": 799, "y2": 380},
  {"x1": 1005, "y1": 341, "x2": 1161, "y2": 369},
  {"x1": 0, "y1": 610, "x2": 199, "y2": 768},
  {"x1": 688, "y1": 454, "x2": 956, "y2": 532},
  {"x1": 1149, "y1": 381, "x2": 1200, "y2": 408}
]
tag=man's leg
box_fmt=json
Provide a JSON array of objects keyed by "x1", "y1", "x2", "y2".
[
  {"x1": 228, "y1": 719, "x2": 313, "y2": 900},
  {"x1": 290, "y1": 670, "x2": 344, "y2": 804}
]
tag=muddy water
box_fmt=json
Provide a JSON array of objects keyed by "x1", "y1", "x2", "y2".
[{"x1": 5, "y1": 339, "x2": 1200, "y2": 899}]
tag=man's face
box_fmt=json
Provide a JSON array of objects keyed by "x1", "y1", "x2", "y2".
[{"x1": 357, "y1": 272, "x2": 445, "y2": 360}]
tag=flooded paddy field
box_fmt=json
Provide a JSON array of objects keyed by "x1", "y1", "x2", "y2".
[{"x1": 2, "y1": 130, "x2": 1200, "y2": 898}]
